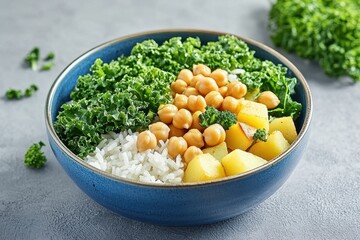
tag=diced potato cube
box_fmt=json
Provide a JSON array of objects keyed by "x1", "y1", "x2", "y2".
[
  {"x1": 225, "y1": 123, "x2": 253, "y2": 151},
  {"x1": 202, "y1": 142, "x2": 228, "y2": 161},
  {"x1": 237, "y1": 100, "x2": 269, "y2": 131},
  {"x1": 248, "y1": 131, "x2": 290, "y2": 160},
  {"x1": 183, "y1": 154, "x2": 225, "y2": 183},
  {"x1": 269, "y1": 116, "x2": 298, "y2": 144},
  {"x1": 221, "y1": 149, "x2": 267, "y2": 176}
]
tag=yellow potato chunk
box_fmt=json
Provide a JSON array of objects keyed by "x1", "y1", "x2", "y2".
[
  {"x1": 225, "y1": 123, "x2": 253, "y2": 151},
  {"x1": 183, "y1": 154, "x2": 226, "y2": 183},
  {"x1": 237, "y1": 100, "x2": 269, "y2": 131},
  {"x1": 248, "y1": 131, "x2": 290, "y2": 160},
  {"x1": 221, "y1": 149, "x2": 267, "y2": 176},
  {"x1": 269, "y1": 117, "x2": 298, "y2": 144},
  {"x1": 202, "y1": 142, "x2": 228, "y2": 161}
]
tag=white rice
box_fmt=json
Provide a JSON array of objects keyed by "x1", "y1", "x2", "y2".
[
  {"x1": 228, "y1": 69, "x2": 246, "y2": 82},
  {"x1": 230, "y1": 68, "x2": 245, "y2": 75},
  {"x1": 85, "y1": 130, "x2": 185, "y2": 184}
]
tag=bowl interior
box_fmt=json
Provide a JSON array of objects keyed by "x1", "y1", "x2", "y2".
[{"x1": 47, "y1": 30, "x2": 311, "y2": 185}]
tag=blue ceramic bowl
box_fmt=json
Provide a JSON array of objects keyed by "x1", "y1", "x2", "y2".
[{"x1": 45, "y1": 30, "x2": 312, "y2": 226}]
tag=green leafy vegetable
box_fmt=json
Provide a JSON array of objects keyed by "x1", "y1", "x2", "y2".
[
  {"x1": 41, "y1": 62, "x2": 55, "y2": 71},
  {"x1": 24, "y1": 48, "x2": 56, "y2": 71},
  {"x1": 24, "y1": 141, "x2": 47, "y2": 168},
  {"x1": 55, "y1": 35, "x2": 301, "y2": 157},
  {"x1": 269, "y1": 0, "x2": 360, "y2": 82},
  {"x1": 5, "y1": 89, "x2": 23, "y2": 100},
  {"x1": 5, "y1": 84, "x2": 38, "y2": 100},
  {"x1": 199, "y1": 106, "x2": 237, "y2": 130},
  {"x1": 44, "y1": 52, "x2": 55, "y2": 61},
  {"x1": 25, "y1": 47, "x2": 40, "y2": 71},
  {"x1": 24, "y1": 84, "x2": 38, "y2": 97},
  {"x1": 253, "y1": 128, "x2": 268, "y2": 142},
  {"x1": 55, "y1": 65, "x2": 174, "y2": 157}
]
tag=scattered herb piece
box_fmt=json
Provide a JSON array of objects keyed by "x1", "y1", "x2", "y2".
[
  {"x1": 253, "y1": 128, "x2": 268, "y2": 142},
  {"x1": 269, "y1": 0, "x2": 360, "y2": 82},
  {"x1": 25, "y1": 47, "x2": 40, "y2": 71},
  {"x1": 44, "y1": 52, "x2": 55, "y2": 61},
  {"x1": 41, "y1": 62, "x2": 55, "y2": 71},
  {"x1": 4, "y1": 84, "x2": 38, "y2": 100},
  {"x1": 199, "y1": 106, "x2": 237, "y2": 130},
  {"x1": 5, "y1": 89, "x2": 23, "y2": 100},
  {"x1": 24, "y1": 84, "x2": 38, "y2": 97},
  {"x1": 24, "y1": 141, "x2": 47, "y2": 168},
  {"x1": 24, "y1": 48, "x2": 56, "y2": 71}
]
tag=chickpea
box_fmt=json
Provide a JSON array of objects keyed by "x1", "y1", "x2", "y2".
[
  {"x1": 205, "y1": 91, "x2": 224, "y2": 109},
  {"x1": 210, "y1": 69, "x2": 228, "y2": 87},
  {"x1": 219, "y1": 86, "x2": 228, "y2": 98},
  {"x1": 183, "y1": 129, "x2": 205, "y2": 148},
  {"x1": 183, "y1": 146, "x2": 202, "y2": 164},
  {"x1": 191, "y1": 111, "x2": 205, "y2": 132},
  {"x1": 137, "y1": 130, "x2": 157, "y2": 152},
  {"x1": 173, "y1": 94, "x2": 188, "y2": 109},
  {"x1": 257, "y1": 91, "x2": 280, "y2": 109},
  {"x1": 168, "y1": 124, "x2": 187, "y2": 137},
  {"x1": 167, "y1": 136, "x2": 188, "y2": 158},
  {"x1": 195, "y1": 77, "x2": 219, "y2": 96},
  {"x1": 226, "y1": 82, "x2": 247, "y2": 99},
  {"x1": 190, "y1": 74, "x2": 204, "y2": 87},
  {"x1": 193, "y1": 64, "x2": 211, "y2": 77},
  {"x1": 188, "y1": 95, "x2": 207, "y2": 113},
  {"x1": 183, "y1": 87, "x2": 199, "y2": 96},
  {"x1": 158, "y1": 104, "x2": 178, "y2": 124},
  {"x1": 221, "y1": 96, "x2": 240, "y2": 113},
  {"x1": 171, "y1": 79, "x2": 187, "y2": 94},
  {"x1": 177, "y1": 69, "x2": 193, "y2": 85},
  {"x1": 203, "y1": 124, "x2": 226, "y2": 147},
  {"x1": 172, "y1": 108, "x2": 193, "y2": 129},
  {"x1": 149, "y1": 122, "x2": 170, "y2": 142}
]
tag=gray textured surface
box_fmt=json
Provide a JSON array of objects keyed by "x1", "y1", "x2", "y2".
[{"x1": 1, "y1": 0, "x2": 360, "y2": 239}]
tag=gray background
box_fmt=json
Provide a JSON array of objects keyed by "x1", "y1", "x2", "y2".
[{"x1": 1, "y1": 0, "x2": 359, "y2": 239}]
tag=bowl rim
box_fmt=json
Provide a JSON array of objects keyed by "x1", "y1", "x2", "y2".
[{"x1": 45, "y1": 28, "x2": 313, "y2": 188}]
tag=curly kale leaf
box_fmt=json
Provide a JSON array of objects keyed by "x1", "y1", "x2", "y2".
[
  {"x1": 40, "y1": 62, "x2": 55, "y2": 71},
  {"x1": 253, "y1": 128, "x2": 268, "y2": 142},
  {"x1": 5, "y1": 89, "x2": 23, "y2": 100},
  {"x1": 44, "y1": 52, "x2": 55, "y2": 61},
  {"x1": 270, "y1": 0, "x2": 360, "y2": 81},
  {"x1": 199, "y1": 106, "x2": 237, "y2": 130},
  {"x1": 25, "y1": 47, "x2": 40, "y2": 71},
  {"x1": 5, "y1": 84, "x2": 38, "y2": 100},
  {"x1": 55, "y1": 65, "x2": 174, "y2": 157},
  {"x1": 24, "y1": 141, "x2": 47, "y2": 168}
]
